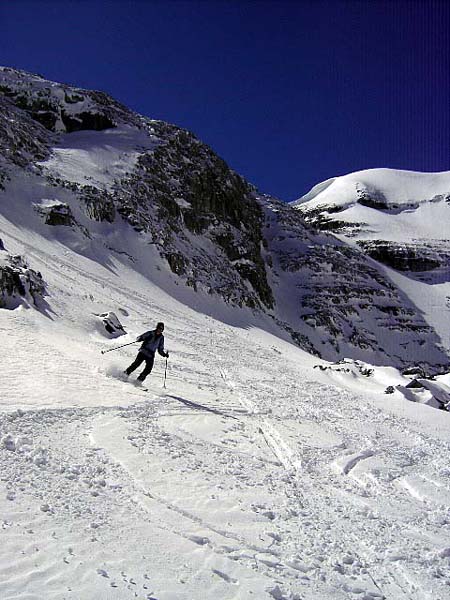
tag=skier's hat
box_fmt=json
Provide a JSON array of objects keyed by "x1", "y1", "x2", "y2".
[{"x1": 156, "y1": 322, "x2": 165, "y2": 331}]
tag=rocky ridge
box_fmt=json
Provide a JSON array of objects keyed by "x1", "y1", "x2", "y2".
[
  {"x1": 260, "y1": 197, "x2": 448, "y2": 372},
  {"x1": 0, "y1": 67, "x2": 272, "y2": 311}
]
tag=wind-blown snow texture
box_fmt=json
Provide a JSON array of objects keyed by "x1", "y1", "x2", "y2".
[{"x1": 1, "y1": 68, "x2": 450, "y2": 600}]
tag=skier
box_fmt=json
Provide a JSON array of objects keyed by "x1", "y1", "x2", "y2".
[{"x1": 124, "y1": 322, "x2": 169, "y2": 383}]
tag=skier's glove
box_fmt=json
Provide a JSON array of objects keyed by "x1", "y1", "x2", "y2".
[{"x1": 165, "y1": 352, "x2": 170, "y2": 358}]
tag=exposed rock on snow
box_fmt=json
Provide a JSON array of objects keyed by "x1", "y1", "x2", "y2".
[
  {"x1": 33, "y1": 199, "x2": 76, "y2": 227},
  {"x1": 94, "y1": 311, "x2": 126, "y2": 338},
  {"x1": 80, "y1": 186, "x2": 116, "y2": 222},
  {"x1": 262, "y1": 197, "x2": 449, "y2": 374},
  {"x1": 0, "y1": 66, "x2": 137, "y2": 134},
  {"x1": 0, "y1": 253, "x2": 46, "y2": 309},
  {"x1": 0, "y1": 94, "x2": 52, "y2": 168},
  {"x1": 114, "y1": 123, "x2": 274, "y2": 310},
  {"x1": 292, "y1": 168, "x2": 450, "y2": 370},
  {"x1": 357, "y1": 239, "x2": 448, "y2": 272},
  {"x1": 397, "y1": 377, "x2": 450, "y2": 410}
]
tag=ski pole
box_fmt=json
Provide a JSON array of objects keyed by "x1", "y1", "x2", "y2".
[
  {"x1": 163, "y1": 356, "x2": 168, "y2": 388},
  {"x1": 100, "y1": 341, "x2": 139, "y2": 355}
]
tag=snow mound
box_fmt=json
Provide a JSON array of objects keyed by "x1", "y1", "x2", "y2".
[{"x1": 294, "y1": 168, "x2": 450, "y2": 210}]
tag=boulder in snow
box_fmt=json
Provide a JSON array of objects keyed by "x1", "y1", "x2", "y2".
[
  {"x1": 33, "y1": 200, "x2": 76, "y2": 226},
  {"x1": 0, "y1": 254, "x2": 46, "y2": 309},
  {"x1": 94, "y1": 311, "x2": 126, "y2": 338}
]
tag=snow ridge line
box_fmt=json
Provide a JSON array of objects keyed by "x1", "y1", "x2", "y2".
[{"x1": 219, "y1": 366, "x2": 300, "y2": 473}]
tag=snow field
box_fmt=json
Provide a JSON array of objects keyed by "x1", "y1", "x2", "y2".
[
  {"x1": 1, "y1": 227, "x2": 450, "y2": 599},
  {"x1": 38, "y1": 126, "x2": 160, "y2": 191}
]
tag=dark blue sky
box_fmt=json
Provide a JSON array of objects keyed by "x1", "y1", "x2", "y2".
[{"x1": 1, "y1": 1, "x2": 449, "y2": 200}]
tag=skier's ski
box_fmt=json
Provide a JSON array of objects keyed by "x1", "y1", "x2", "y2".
[
  {"x1": 113, "y1": 372, "x2": 149, "y2": 392},
  {"x1": 128, "y1": 380, "x2": 148, "y2": 392}
]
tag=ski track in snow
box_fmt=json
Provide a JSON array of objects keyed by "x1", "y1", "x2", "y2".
[{"x1": 1, "y1": 238, "x2": 450, "y2": 599}]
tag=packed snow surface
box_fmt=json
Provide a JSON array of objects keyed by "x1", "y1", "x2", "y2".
[{"x1": 1, "y1": 215, "x2": 450, "y2": 600}]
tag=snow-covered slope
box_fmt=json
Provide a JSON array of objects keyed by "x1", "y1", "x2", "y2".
[
  {"x1": 293, "y1": 168, "x2": 450, "y2": 353},
  {"x1": 1, "y1": 218, "x2": 450, "y2": 600}
]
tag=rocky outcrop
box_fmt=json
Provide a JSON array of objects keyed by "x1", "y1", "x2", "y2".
[
  {"x1": 60, "y1": 110, "x2": 114, "y2": 133},
  {"x1": 294, "y1": 204, "x2": 365, "y2": 235},
  {"x1": 356, "y1": 185, "x2": 388, "y2": 209},
  {"x1": 79, "y1": 187, "x2": 116, "y2": 223},
  {"x1": 0, "y1": 95, "x2": 52, "y2": 168},
  {"x1": 114, "y1": 124, "x2": 274, "y2": 309},
  {"x1": 397, "y1": 377, "x2": 450, "y2": 411},
  {"x1": 33, "y1": 201, "x2": 76, "y2": 226},
  {"x1": 94, "y1": 312, "x2": 126, "y2": 338},
  {"x1": 261, "y1": 197, "x2": 449, "y2": 374},
  {"x1": 0, "y1": 254, "x2": 46, "y2": 309},
  {"x1": 0, "y1": 67, "x2": 142, "y2": 134},
  {"x1": 357, "y1": 240, "x2": 448, "y2": 272}
]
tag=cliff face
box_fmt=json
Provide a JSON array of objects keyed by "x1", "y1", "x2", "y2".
[
  {"x1": 0, "y1": 67, "x2": 448, "y2": 374},
  {"x1": 356, "y1": 240, "x2": 450, "y2": 274},
  {"x1": 292, "y1": 169, "x2": 450, "y2": 368},
  {"x1": 260, "y1": 196, "x2": 449, "y2": 373},
  {"x1": 0, "y1": 67, "x2": 272, "y2": 311},
  {"x1": 112, "y1": 123, "x2": 274, "y2": 309}
]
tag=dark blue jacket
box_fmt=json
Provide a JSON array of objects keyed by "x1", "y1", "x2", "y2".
[{"x1": 137, "y1": 330, "x2": 167, "y2": 359}]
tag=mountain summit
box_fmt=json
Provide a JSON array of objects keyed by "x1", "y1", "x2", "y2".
[
  {"x1": 0, "y1": 67, "x2": 449, "y2": 374},
  {"x1": 293, "y1": 168, "x2": 450, "y2": 361}
]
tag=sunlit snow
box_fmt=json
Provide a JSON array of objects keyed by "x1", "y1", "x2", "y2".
[{"x1": 1, "y1": 219, "x2": 450, "y2": 600}]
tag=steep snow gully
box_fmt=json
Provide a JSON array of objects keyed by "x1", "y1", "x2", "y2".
[{"x1": 1, "y1": 232, "x2": 450, "y2": 600}]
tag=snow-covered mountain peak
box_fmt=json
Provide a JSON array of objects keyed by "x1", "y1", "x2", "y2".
[
  {"x1": 294, "y1": 168, "x2": 450, "y2": 209},
  {"x1": 292, "y1": 167, "x2": 450, "y2": 354},
  {"x1": 293, "y1": 167, "x2": 450, "y2": 242}
]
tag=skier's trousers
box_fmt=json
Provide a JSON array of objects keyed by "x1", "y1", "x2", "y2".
[{"x1": 126, "y1": 351, "x2": 154, "y2": 380}]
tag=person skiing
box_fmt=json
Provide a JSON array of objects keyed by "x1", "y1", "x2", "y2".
[{"x1": 124, "y1": 322, "x2": 169, "y2": 383}]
